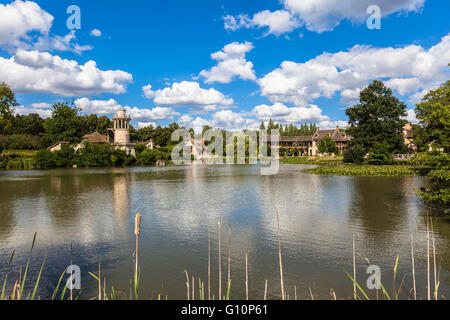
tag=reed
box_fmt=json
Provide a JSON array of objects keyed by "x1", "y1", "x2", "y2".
[
  {"x1": 411, "y1": 234, "x2": 417, "y2": 300},
  {"x1": 352, "y1": 234, "x2": 356, "y2": 300},
  {"x1": 245, "y1": 252, "x2": 249, "y2": 300},
  {"x1": 218, "y1": 219, "x2": 222, "y2": 301},
  {"x1": 208, "y1": 225, "x2": 211, "y2": 301},
  {"x1": 275, "y1": 209, "x2": 285, "y2": 300},
  {"x1": 134, "y1": 210, "x2": 142, "y2": 300}
]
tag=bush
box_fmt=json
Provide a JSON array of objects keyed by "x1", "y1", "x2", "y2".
[
  {"x1": 0, "y1": 135, "x2": 41, "y2": 150},
  {"x1": 34, "y1": 150, "x2": 56, "y2": 169},
  {"x1": 367, "y1": 142, "x2": 394, "y2": 165},
  {"x1": 137, "y1": 149, "x2": 166, "y2": 165},
  {"x1": 343, "y1": 144, "x2": 366, "y2": 164}
]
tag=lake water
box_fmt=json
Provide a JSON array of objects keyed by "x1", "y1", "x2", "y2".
[{"x1": 0, "y1": 164, "x2": 449, "y2": 300}]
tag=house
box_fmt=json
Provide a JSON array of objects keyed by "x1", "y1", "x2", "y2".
[
  {"x1": 74, "y1": 132, "x2": 109, "y2": 152},
  {"x1": 47, "y1": 142, "x2": 70, "y2": 152},
  {"x1": 266, "y1": 126, "x2": 353, "y2": 156}
]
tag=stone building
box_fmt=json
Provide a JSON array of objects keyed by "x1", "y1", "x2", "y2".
[
  {"x1": 107, "y1": 108, "x2": 136, "y2": 157},
  {"x1": 267, "y1": 126, "x2": 353, "y2": 156}
]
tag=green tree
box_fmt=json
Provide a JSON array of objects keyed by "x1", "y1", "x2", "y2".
[
  {"x1": 41, "y1": 102, "x2": 84, "y2": 146},
  {"x1": 346, "y1": 80, "x2": 408, "y2": 163},
  {"x1": 414, "y1": 81, "x2": 449, "y2": 210},
  {"x1": 0, "y1": 82, "x2": 18, "y2": 135},
  {"x1": 318, "y1": 136, "x2": 337, "y2": 154}
]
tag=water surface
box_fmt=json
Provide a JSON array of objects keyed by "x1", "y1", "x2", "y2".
[{"x1": 0, "y1": 165, "x2": 448, "y2": 299}]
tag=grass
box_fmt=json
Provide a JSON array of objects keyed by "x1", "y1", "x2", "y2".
[
  {"x1": 0, "y1": 211, "x2": 444, "y2": 300},
  {"x1": 305, "y1": 164, "x2": 421, "y2": 176},
  {"x1": 281, "y1": 156, "x2": 343, "y2": 165}
]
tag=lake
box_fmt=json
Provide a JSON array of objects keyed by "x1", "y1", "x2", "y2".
[{"x1": 0, "y1": 164, "x2": 448, "y2": 300}]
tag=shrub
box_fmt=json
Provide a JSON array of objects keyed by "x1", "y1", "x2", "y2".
[
  {"x1": 34, "y1": 150, "x2": 56, "y2": 169},
  {"x1": 343, "y1": 144, "x2": 366, "y2": 164}
]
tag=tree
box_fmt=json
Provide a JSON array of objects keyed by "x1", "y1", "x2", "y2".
[
  {"x1": 346, "y1": 80, "x2": 408, "y2": 163},
  {"x1": 414, "y1": 81, "x2": 449, "y2": 210},
  {"x1": 343, "y1": 144, "x2": 366, "y2": 164},
  {"x1": 41, "y1": 102, "x2": 84, "y2": 146},
  {"x1": 318, "y1": 136, "x2": 337, "y2": 154},
  {"x1": 0, "y1": 82, "x2": 18, "y2": 135}
]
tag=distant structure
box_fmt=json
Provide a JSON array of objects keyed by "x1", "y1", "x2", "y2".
[
  {"x1": 108, "y1": 108, "x2": 136, "y2": 157},
  {"x1": 403, "y1": 122, "x2": 418, "y2": 152},
  {"x1": 267, "y1": 126, "x2": 352, "y2": 156}
]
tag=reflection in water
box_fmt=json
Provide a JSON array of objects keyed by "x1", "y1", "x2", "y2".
[{"x1": 0, "y1": 165, "x2": 448, "y2": 299}]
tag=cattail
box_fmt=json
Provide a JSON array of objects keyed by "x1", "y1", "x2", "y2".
[{"x1": 135, "y1": 211, "x2": 142, "y2": 236}]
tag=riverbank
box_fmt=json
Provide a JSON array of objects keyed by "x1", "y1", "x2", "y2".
[
  {"x1": 281, "y1": 156, "x2": 343, "y2": 165},
  {"x1": 305, "y1": 164, "x2": 425, "y2": 176}
]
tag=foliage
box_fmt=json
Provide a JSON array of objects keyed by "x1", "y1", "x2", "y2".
[
  {"x1": 0, "y1": 82, "x2": 19, "y2": 135},
  {"x1": 366, "y1": 142, "x2": 394, "y2": 165},
  {"x1": 136, "y1": 149, "x2": 167, "y2": 165},
  {"x1": 41, "y1": 102, "x2": 84, "y2": 146},
  {"x1": 281, "y1": 156, "x2": 343, "y2": 165},
  {"x1": 0, "y1": 134, "x2": 41, "y2": 150},
  {"x1": 414, "y1": 81, "x2": 450, "y2": 210},
  {"x1": 346, "y1": 81, "x2": 408, "y2": 163},
  {"x1": 343, "y1": 144, "x2": 366, "y2": 164},
  {"x1": 307, "y1": 165, "x2": 418, "y2": 176},
  {"x1": 318, "y1": 136, "x2": 338, "y2": 154}
]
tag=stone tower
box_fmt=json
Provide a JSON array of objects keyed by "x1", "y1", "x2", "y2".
[
  {"x1": 113, "y1": 108, "x2": 131, "y2": 145},
  {"x1": 109, "y1": 108, "x2": 136, "y2": 157}
]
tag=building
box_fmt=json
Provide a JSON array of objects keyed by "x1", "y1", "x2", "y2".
[
  {"x1": 267, "y1": 126, "x2": 352, "y2": 156},
  {"x1": 107, "y1": 108, "x2": 136, "y2": 157},
  {"x1": 47, "y1": 142, "x2": 70, "y2": 152},
  {"x1": 74, "y1": 132, "x2": 109, "y2": 152},
  {"x1": 403, "y1": 122, "x2": 418, "y2": 152}
]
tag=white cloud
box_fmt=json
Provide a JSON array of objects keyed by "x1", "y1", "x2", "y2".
[
  {"x1": 0, "y1": 1, "x2": 90, "y2": 53},
  {"x1": 142, "y1": 81, "x2": 234, "y2": 108},
  {"x1": 224, "y1": 10, "x2": 301, "y2": 36},
  {"x1": 90, "y1": 29, "x2": 102, "y2": 37},
  {"x1": 318, "y1": 120, "x2": 349, "y2": 129},
  {"x1": 200, "y1": 42, "x2": 256, "y2": 83},
  {"x1": 225, "y1": 0, "x2": 425, "y2": 35},
  {"x1": 259, "y1": 34, "x2": 450, "y2": 107},
  {"x1": 75, "y1": 98, "x2": 122, "y2": 115},
  {"x1": 253, "y1": 102, "x2": 329, "y2": 124},
  {"x1": 283, "y1": 0, "x2": 425, "y2": 33},
  {"x1": 0, "y1": 50, "x2": 133, "y2": 96},
  {"x1": 404, "y1": 109, "x2": 419, "y2": 124},
  {"x1": 74, "y1": 97, "x2": 180, "y2": 122},
  {"x1": 15, "y1": 102, "x2": 52, "y2": 118},
  {"x1": 0, "y1": 0, "x2": 52, "y2": 49},
  {"x1": 137, "y1": 122, "x2": 156, "y2": 129}
]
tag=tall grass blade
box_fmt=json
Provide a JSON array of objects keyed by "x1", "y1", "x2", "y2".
[
  {"x1": 31, "y1": 248, "x2": 48, "y2": 300},
  {"x1": 19, "y1": 231, "x2": 37, "y2": 300},
  {"x1": 1, "y1": 249, "x2": 15, "y2": 300}
]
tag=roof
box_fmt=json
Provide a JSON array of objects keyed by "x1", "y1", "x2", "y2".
[
  {"x1": 47, "y1": 141, "x2": 70, "y2": 150},
  {"x1": 82, "y1": 132, "x2": 109, "y2": 143}
]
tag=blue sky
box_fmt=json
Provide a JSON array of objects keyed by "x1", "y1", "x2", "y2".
[{"x1": 0, "y1": 0, "x2": 449, "y2": 131}]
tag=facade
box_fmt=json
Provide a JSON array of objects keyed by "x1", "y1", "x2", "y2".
[
  {"x1": 74, "y1": 132, "x2": 109, "y2": 152},
  {"x1": 108, "y1": 108, "x2": 136, "y2": 157},
  {"x1": 47, "y1": 142, "x2": 70, "y2": 152},
  {"x1": 267, "y1": 127, "x2": 353, "y2": 156}
]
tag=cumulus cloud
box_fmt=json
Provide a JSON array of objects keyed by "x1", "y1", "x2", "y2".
[
  {"x1": 283, "y1": 0, "x2": 425, "y2": 33},
  {"x1": 0, "y1": 0, "x2": 90, "y2": 53},
  {"x1": 225, "y1": 0, "x2": 425, "y2": 34},
  {"x1": 90, "y1": 29, "x2": 102, "y2": 37},
  {"x1": 178, "y1": 110, "x2": 260, "y2": 132},
  {"x1": 253, "y1": 102, "x2": 330, "y2": 124},
  {"x1": 0, "y1": 50, "x2": 133, "y2": 96},
  {"x1": 259, "y1": 34, "x2": 450, "y2": 107},
  {"x1": 142, "y1": 81, "x2": 234, "y2": 109},
  {"x1": 404, "y1": 109, "x2": 419, "y2": 124},
  {"x1": 200, "y1": 42, "x2": 256, "y2": 83},
  {"x1": 74, "y1": 98, "x2": 180, "y2": 122},
  {"x1": 15, "y1": 102, "x2": 53, "y2": 118},
  {"x1": 224, "y1": 10, "x2": 301, "y2": 36}
]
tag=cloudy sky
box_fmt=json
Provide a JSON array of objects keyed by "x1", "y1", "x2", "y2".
[{"x1": 1, "y1": 0, "x2": 449, "y2": 131}]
